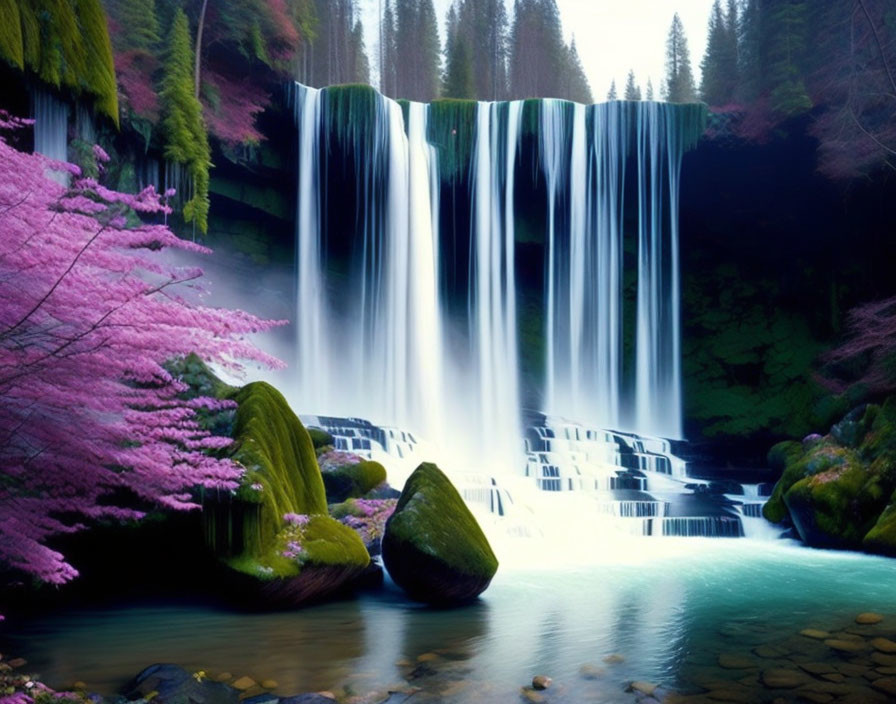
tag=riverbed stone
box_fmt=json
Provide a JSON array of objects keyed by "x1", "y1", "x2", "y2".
[
  {"x1": 801, "y1": 629, "x2": 831, "y2": 640},
  {"x1": 519, "y1": 687, "x2": 544, "y2": 703},
  {"x1": 382, "y1": 463, "x2": 498, "y2": 604},
  {"x1": 628, "y1": 681, "x2": 656, "y2": 695},
  {"x1": 531, "y1": 675, "x2": 552, "y2": 690},
  {"x1": 825, "y1": 638, "x2": 867, "y2": 653},
  {"x1": 602, "y1": 654, "x2": 625, "y2": 664},
  {"x1": 126, "y1": 664, "x2": 240, "y2": 704},
  {"x1": 871, "y1": 637, "x2": 896, "y2": 653},
  {"x1": 761, "y1": 668, "x2": 806, "y2": 688},
  {"x1": 871, "y1": 677, "x2": 896, "y2": 695},
  {"x1": 579, "y1": 664, "x2": 604, "y2": 679},
  {"x1": 233, "y1": 677, "x2": 257, "y2": 691},
  {"x1": 704, "y1": 688, "x2": 752, "y2": 703},
  {"x1": 718, "y1": 654, "x2": 756, "y2": 670},
  {"x1": 871, "y1": 651, "x2": 896, "y2": 666},
  {"x1": 800, "y1": 662, "x2": 837, "y2": 675},
  {"x1": 857, "y1": 613, "x2": 884, "y2": 625},
  {"x1": 753, "y1": 644, "x2": 789, "y2": 658}
]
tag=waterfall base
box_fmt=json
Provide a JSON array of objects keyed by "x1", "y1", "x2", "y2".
[{"x1": 302, "y1": 412, "x2": 784, "y2": 547}]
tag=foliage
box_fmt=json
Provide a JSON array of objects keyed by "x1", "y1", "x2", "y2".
[
  {"x1": 624, "y1": 70, "x2": 641, "y2": 101},
  {"x1": 300, "y1": 0, "x2": 369, "y2": 88},
  {"x1": 700, "y1": 0, "x2": 739, "y2": 106},
  {"x1": 384, "y1": 0, "x2": 440, "y2": 101},
  {"x1": 0, "y1": 118, "x2": 279, "y2": 585},
  {"x1": 330, "y1": 497, "x2": 397, "y2": 550},
  {"x1": 0, "y1": 0, "x2": 118, "y2": 123},
  {"x1": 820, "y1": 296, "x2": 896, "y2": 399},
  {"x1": 158, "y1": 8, "x2": 211, "y2": 233},
  {"x1": 663, "y1": 13, "x2": 697, "y2": 103}
]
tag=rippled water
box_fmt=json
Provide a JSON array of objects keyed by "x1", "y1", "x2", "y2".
[{"x1": 4, "y1": 539, "x2": 896, "y2": 703}]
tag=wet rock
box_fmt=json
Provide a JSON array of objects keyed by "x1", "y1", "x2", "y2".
[
  {"x1": 800, "y1": 662, "x2": 837, "y2": 675},
  {"x1": 531, "y1": 675, "x2": 552, "y2": 690},
  {"x1": 753, "y1": 644, "x2": 789, "y2": 659},
  {"x1": 7, "y1": 659, "x2": 26, "y2": 669},
  {"x1": 627, "y1": 681, "x2": 656, "y2": 696},
  {"x1": 126, "y1": 664, "x2": 240, "y2": 704},
  {"x1": 233, "y1": 677, "x2": 257, "y2": 691},
  {"x1": 416, "y1": 653, "x2": 440, "y2": 663},
  {"x1": 825, "y1": 638, "x2": 867, "y2": 653},
  {"x1": 801, "y1": 629, "x2": 831, "y2": 640},
  {"x1": 216, "y1": 673, "x2": 234, "y2": 683},
  {"x1": 761, "y1": 668, "x2": 807, "y2": 688},
  {"x1": 837, "y1": 663, "x2": 870, "y2": 677},
  {"x1": 871, "y1": 637, "x2": 896, "y2": 653},
  {"x1": 795, "y1": 692, "x2": 833, "y2": 703},
  {"x1": 519, "y1": 687, "x2": 544, "y2": 703},
  {"x1": 857, "y1": 613, "x2": 884, "y2": 625},
  {"x1": 871, "y1": 676, "x2": 896, "y2": 695},
  {"x1": 820, "y1": 673, "x2": 845, "y2": 683},
  {"x1": 877, "y1": 666, "x2": 896, "y2": 675},
  {"x1": 717, "y1": 654, "x2": 756, "y2": 670},
  {"x1": 579, "y1": 664, "x2": 604, "y2": 680},
  {"x1": 871, "y1": 651, "x2": 896, "y2": 666},
  {"x1": 602, "y1": 654, "x2": 625, "y2": 664},
  {"x1": 72, "y1": 682, "x2": 88, "y2": 691}
]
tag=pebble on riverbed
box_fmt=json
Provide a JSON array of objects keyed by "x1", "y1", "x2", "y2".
[
  {"x1": 531, "y1": 675, "x2": 552, "y2": 690},
  {"x1": 856, "y1": 613, "x2": 884, "y2": 625}
]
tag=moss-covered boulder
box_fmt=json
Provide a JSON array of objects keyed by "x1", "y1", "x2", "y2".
[
  {"x1": 321, "y1": 458, "x2": 387, "y2": 503},
  {"x1": 382, "y1": 462, "x2": 498, "y2": 604},
  {"x1": 763, "y1": 399, "x2": 896, "y2": 554},
  {"x1": 204, "y1": 381, "x2": 370, "y2": 607},
  {"x1": 307, "y1": 427, "x2": 335, "y2": 450}
]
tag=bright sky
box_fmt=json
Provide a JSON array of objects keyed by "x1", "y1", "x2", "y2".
[{"x1": 357, "y1": 0, "x2": 715, "y2": 101}]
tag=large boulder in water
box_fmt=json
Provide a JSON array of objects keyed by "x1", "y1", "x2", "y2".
[
  {"x1": 763, "y1": 399, "x2": 896, "y2": 554},
  {"x1": 204, "y1": 382, "x2": 370, "y2": 607},
  {"x1": 382, "y1": 462, "x2": 498, "y2": 604}
]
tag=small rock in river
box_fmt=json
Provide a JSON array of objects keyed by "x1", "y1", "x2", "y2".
[
  {"x1": 856, "y1": 613, "x2": 884, "y2": 625},
  {"x1": 801, "y1": 629, "x2": 831, "y2": 640},
  {"x1": 519, "y1": 687, "x2": 544, "y2": 703},
  {"x1": 825, "y1": 639, "x2": 867, "y2": 653},
  {"x1": 761, "y1": 668, "x2": 806, "y2": 689},
  {"x1": 261, "y1": 680, "x2": 278, "y2": 690},
  {"x1": 579, "y1": 664, "x2": 604, "y2": 680},
  {"x1": 7, "y1": 659, "x2": 26, "y2": 668},
  {"x1": 627, "y1": 681, "x2": 657, "y2": 696},
  {"x1": 602, "y1": 653, "x2": 625, "y2": 664},
  {"x1": 718, "y1": 654, "x2": 756, "y2": 669},
  {"x1": 531, "y1": 675, "x2": 552, "y2": 690},
  {"x1": 872, "y1": 677, "x2": 896, "y2": 696},
  {"x1": 232, "y1": 676, "x2": 257, "y2": 691},
  {"x1": 872, "y1": 637, "x2": 896, "y2": 653},
  {"x1": 216, "y1": 673, "x2": 233, "y2": 682}
]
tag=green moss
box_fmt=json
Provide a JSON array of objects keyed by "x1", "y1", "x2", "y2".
[
  {"x1": 322, "y1": 460, "x2": 387, "y2": 503},
  {"x1": 307, "y1": 427, "x2": 334, "y2": 450},
  {"x1": 863, "y1": 490, "x2": 896, "y2": 555},
  {"x1": 322, "y1": 83, "x2": 379, "y2": 153},
  {"x1": 0, "y1": 0, "x2": 24, "y2": 69},
  {"x1": 387, "y1": 462, "x2": 497, "y2": 577}
]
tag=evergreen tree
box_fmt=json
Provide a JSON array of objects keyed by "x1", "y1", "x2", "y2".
[
  {"x1": 700, "y1": 0, "x2": 739, "y2": 105},
  {"x1": 663, "y1": 13, "x2": 697, "y2": 102},
  {"x1": 350, "y1": 18, "x2": 370, "y2": 84},
  {"x1": 308, "y1": 0, "x2": 370, "y2": 87},
  {"x1": 381, "y1": 0, "x2": 397, "y2": 95},
  {"x1": 624, "y1": 69, "x2": 641, "y2": 100},
  {"x1": 646, "y1": 77, "x2": 655, "y2": 100},
  {"x1": 736, "y1": 0, "x2": 761, "y2": 102},
  {"x1": 443, "y1": 18, "x2": 474, "y2": 98},
  {"x1": 763, "y1": 0, "x2": 812, "y2": 116},
  {"x1": 159, "y1": 8, "x2": 211, "y2": 233},
  {"x1": 564, "y1": 38, "x2": 592, "y2": 103},
  {"x1": 607, "y1": 79, "x2": 617, "y2": 100},
  {"x1": 416, "y1": 0, "x2": 441, "y2": 101}
]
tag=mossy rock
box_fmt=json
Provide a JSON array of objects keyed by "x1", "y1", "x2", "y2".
[
  {"x1": 382, "y1": 462, "x2": 498, "y2": 605},
  {"x1": 864, "y1": 491, "x2": 896, "y2": 556},
  {"x1": 204, "y1": 381, "x2": 369, "y2": 606},
  {"x1": 307, "y1": 427, "x2": 335, "y2": 450},
  {"x1": 321, "y1": 460, "x2": 387, "y2": 503}
]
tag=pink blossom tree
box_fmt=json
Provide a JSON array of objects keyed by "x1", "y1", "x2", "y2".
[{"x1": 0, "y1": 115, "x2": 283, "y2": 585}]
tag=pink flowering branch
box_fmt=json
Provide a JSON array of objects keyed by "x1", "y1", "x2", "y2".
[{"x1": 0, "y1": 121, "x2": 286, "y2": 585}]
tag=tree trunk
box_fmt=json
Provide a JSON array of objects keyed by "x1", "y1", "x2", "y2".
[{"x1": 194, "y1": 0, "x2": 209, "y2": 99}]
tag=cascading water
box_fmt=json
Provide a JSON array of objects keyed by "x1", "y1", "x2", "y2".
[
  {"x1": 291, "y1": 84, "x2": 777, "y2": 544},
  {"x1": 31, "y1": 89, "x2": 69, "y2": 184}
]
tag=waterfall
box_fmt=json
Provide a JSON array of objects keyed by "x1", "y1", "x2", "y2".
[
  {"x1": 292, "y1": 84, "x2": 704, "y2": 471},
  {"x1": 31, "y1": 89, "x2": 69, "y2": 184}
]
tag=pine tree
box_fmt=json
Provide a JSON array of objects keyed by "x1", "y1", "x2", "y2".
[
  {"x1": 416, "y1": 0, "x2": 441, "y2": 101},
  {"x1": 381, "y1": 0, "x2": 397, "y2": 95},
  {"x1": 624, "y1": 69, "x2": 641, "y2": 100},
  {"x1": 700, "y1": 0, "x2": 739, "y2": 106},
  {"x1": 443, "y1": 21, "x2": 474, "y2": 98},
  {"x1": 564, "y1": 38, "x2": 592, "y2": 103},
  {"x1": 159, "y1": 8, "x2": 211, "y2": 233},
  {"x1": 646, "y1": 77, "x2": 655, "y2": 100},
  {"x1": 607, "y1": 79, "x2": 617, "y2": 100},
  {"x1": 663, "y1": 12, "x2": 697, "y2": 102},
  {"x1": 763, "y1": 0, "x2": 812, "y2": 116}
]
